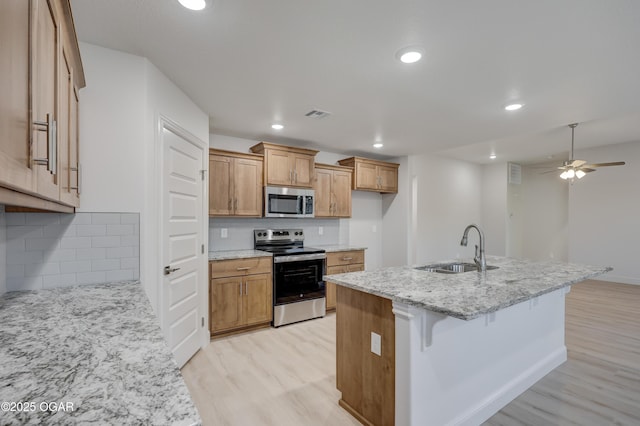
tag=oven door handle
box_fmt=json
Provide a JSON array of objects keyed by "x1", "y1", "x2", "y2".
[{"x1": 274, "y1": 253, "x2": 327, "y2": 263}]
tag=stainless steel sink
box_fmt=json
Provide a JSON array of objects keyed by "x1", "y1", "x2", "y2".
[{"x1": 414, "y1": 262, "x2": 499, "y2": 274}]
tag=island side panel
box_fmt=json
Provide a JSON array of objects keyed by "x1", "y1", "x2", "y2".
[
  {"x1": 336, "y1": 284, "x2": 395, "y2": 426},
  {"x1": 395, "y1": 288, "x2": 569, "y2": 426}
]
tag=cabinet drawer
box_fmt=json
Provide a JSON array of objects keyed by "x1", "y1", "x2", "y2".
[
  {"x1": 210, "y1": 257, "x2": 272, "y2": 279},
  {"x1": 326, "y1": 250, "x2": 365, "y2": 267},
  {"x1": 326, "y1": 263, "x2": 364, "y2": 276}
]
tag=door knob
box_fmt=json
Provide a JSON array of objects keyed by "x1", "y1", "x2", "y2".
[{"x1": 164, "y1": 266, "x2": 181, "y2": 275}]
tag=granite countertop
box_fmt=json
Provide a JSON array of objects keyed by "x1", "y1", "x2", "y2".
[
  {"x1": 313, "y1": 244, "x2": 367, "y2": 252},
  {"x1": 208, "y1": 249, "x2": 272, "y2": 261},
  {"x1": 325, "y1": 255, "x2": 611, "y2": 320},
  {"x1": 0, "y1": 281, "x2": 200, "y2": 426}
]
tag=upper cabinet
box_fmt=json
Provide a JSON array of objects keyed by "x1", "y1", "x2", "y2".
[
  {"x1": 0, "y1": 0, "x2": 85, "y2": 212},
  {"x1": 209, "y1": 149, "x2": 263, "y2": 217},
  {"x1": 314, "y1": 163, "x2": 353, "y2": 218},
  {"x1": 57, "y1": 1, "x2": 84, "y2": 208},
  {"x1": 0, "y1": 0, "x2": 34, "y2": 195},
  {"x1": 338, "y1": 157, "x2": 399, "y2": 194},
  {"x1": 250, "y1": 142, "x2": 318, "y2": 188}
]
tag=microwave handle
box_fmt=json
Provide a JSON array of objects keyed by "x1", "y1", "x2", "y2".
[{"x1": 298, "y1": 195, "x2": 304, "y2": 214}]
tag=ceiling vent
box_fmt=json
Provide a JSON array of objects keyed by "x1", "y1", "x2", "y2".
[{"x1": 304, "y1": 109, "x2": 331, "y2": 119}]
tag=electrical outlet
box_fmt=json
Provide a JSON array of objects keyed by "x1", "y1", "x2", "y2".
[
  {"x1": 220, "y1": 228, "x2": 228, "y2": 238},
  {"x1": 371, "y1": 332, "x2": 381, "y2": 356},
  {"x1": 318, "y1": 226, "x2": 324, "y2": 235}
]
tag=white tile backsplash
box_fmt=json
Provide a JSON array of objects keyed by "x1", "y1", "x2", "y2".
[
  {"x1": 209, "y1": 217, "x2": 349, "y2": 251},
  {"x1": 5, "y1": 212, "x2": 139, "y2": 291}
]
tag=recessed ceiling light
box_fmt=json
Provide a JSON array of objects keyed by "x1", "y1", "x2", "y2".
[
  {"x1": 178, "y1": 0, "x2": 206, "y2": 11},
  {"x1": 396, "y1": 46, "x2": 424, "y2": 64},
  {"x1": 271, "y1": 124, "x2": 284, "y2": 130},
  {"x1": 373, "y1": 143, "x2": 384, "y2": 149},
  {"x1": 489, "y1": 154, "x2": 497, "y2": 159},
  {"x1": 505, "y1": 103, "x2": 523, "y2": 111}
]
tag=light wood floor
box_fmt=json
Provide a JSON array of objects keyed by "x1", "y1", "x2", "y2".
[{"x1": 182, "y1": 280, "x2": 640, "y2": 426}]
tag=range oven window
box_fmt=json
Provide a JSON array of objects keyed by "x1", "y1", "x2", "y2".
[
  {"x1": 274, "y1": 258, "x2": 325, "y2": 305},
  {"x1": 268, "y1": 193, "x2": 302, "y2": 215}
]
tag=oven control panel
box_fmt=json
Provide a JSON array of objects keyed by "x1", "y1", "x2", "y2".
[{"x1": 255, "y1": 229, "x2": 304, "y2": 243}]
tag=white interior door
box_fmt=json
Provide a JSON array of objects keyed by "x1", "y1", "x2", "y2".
[{"x1": 161, "y1": 124, "x2": 205, "y2": 367}]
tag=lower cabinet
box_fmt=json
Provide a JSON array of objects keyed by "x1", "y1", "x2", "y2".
[
  {"x1": 325, "y1": 250, "x2": 365, "y2": 311},
  {"x1": 210, "y1": 257, "x2": 272, "y2": 336}
]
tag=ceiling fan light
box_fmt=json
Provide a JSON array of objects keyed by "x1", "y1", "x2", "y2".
[
  {"x1": 560, "y1": 171, "x2": 569, "y2": 180},
  {"x1": 576, "y1": 169, "x2": 586, "y2": 179},
  {"x1": 566, "y1": 169, "x2": 575, "y2": 179},
  {"x1": 178, "y1": 0, "x2": 206, "y2": 10}
]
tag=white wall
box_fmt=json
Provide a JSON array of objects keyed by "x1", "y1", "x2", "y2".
[
  {"x1": 78, "y1": 43, "x2": 209, "y2": 311},
  {"x1": 407, "y1": 154, "x2": 483, "y2": 264},
  {"x1": 381, "y1": 156, "x2": 410, "y2": 267},
  {"x1": 350, "y1": 191, "x2": 383, "y2": 270},
  {"x1": 520, "y1": 164, "x2": 568, "y2": 261},
  {"x1": 209, "y1": 134, "x2": 386, "y2": 270},
  {"x1": 481, "y1": 163, "x2": 507, "y2": 256},
  {"x1": 0, "y1": 205, "x2": 6, "y2": 295},
  {"x1": 78, "y1": 44, "x2": 147, "y2": 213},
  {"x1": 506, "y1": 174, "x2": 524, "y2": 258},
  {"x1": 569, "y1": 140, "x2": 640, "y2": 284}
]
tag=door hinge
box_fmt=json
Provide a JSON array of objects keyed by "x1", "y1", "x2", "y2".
[
  {"x1": 201, "y1": 244, "x2": 205, "y2": 254},
  {"x1": 201, "y1": 317, "x2": 205, "y2": 327},
  {"x1": 200, "y1": 169, "x2": 206, "y2": 180}
]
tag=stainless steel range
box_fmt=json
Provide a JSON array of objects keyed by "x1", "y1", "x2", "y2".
[{"x1": 254, "y1": 229, "x2": 326, "y2": 327}]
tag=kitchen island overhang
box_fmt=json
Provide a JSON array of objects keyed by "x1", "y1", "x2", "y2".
[{"x1": 326, "y1": 256, "x2": 611, "y2": 426}]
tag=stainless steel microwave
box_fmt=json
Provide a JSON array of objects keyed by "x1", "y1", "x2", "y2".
[{"x1": 264, "y1": 186, "x2": 314, "y2": 218}]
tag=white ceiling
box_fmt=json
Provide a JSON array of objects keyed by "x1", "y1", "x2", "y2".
[{"x1": 70, "y1": 0, "x2": 640, "y2": 164}]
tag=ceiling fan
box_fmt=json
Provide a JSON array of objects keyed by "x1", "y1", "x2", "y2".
[{"x1": 554, "y1": 123, "x2": 625, "y2": 180}]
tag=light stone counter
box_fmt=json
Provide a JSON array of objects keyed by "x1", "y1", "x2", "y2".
[
  {"x1": 0, "y1": 281, "x2": 200, "y2": 426},
  {"x1": 208, "y1": 249, "x2": 272, "y2": 261},
  {"x1": 325, "y1": 255, "x2": 611, "y2": 320}
]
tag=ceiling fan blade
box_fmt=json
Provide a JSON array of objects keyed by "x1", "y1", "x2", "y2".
[
  {"x1": 582, "y1": 162, "x2": 626, "y2": 168},
  {"x1": 569, "y1": 159, "x2": 586, "y2": 167},
  {"x1": 580, "y1": 168, "x2": 596, "y2": 173}
]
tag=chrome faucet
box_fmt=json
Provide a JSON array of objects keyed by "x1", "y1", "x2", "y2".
[{"x1": 460, "y1": 224, "x2": 486, "y2": 272}]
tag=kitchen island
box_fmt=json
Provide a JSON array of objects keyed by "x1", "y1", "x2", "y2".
[
  {"x1": 325, "y1": 256, "x2": 611, "y2": 426},
  {"x1": 0, "y1": 281, "x2": 200, "y2": 426}
]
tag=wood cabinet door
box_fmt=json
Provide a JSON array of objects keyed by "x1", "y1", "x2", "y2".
[
  {"x1": 326, "y1": 265, "x2": 348, "y2": 311},
  {"x1": 233, "y1": 157, "x2": 262, "y2": 216},
  {"x1": 332, "y1": 169, "x2": 352, "y2": 217},
  {"x1": 326, "y1": 282, "x2": 337, "y2": 310},
  {"x1": 378, "y1": 165, "x2": 398, "y2": 193},
  {"x1": 292, "y1": 153, "x2": 314, "y2": 187},
  {"x1": 265, "y1": 149, "x2": 293, "y2": 186},
  {"x1": 347, "y1": 264, "x2": 365, "y2": 273},
  {"x1": 69, "y1": 85, "x2": 80, "y2": 204},
  {"x1": 209, "y1": 154, "x2": 233, "y2": 215},
  {"x1": 355, "y1": 161, "x2": 378, "y2": 190},
  {"x1": 314, "y1": 167, "x2": 333, "y2": 217},
  {"x1": 211, "y1": 276, "x2": 244, "y2": 332},
  {"x1": 58, "y1": 46, "x2": 75, "y2": 206},
  {"x1": 0, "y1": 0, "x2": 34, "y2": 193},
  {"x1": 32, "y1": 0, "x2": 61, "y2": 201},
  {"x1": 243, "y1": 273, "x2": 272, "y2": 326}
]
